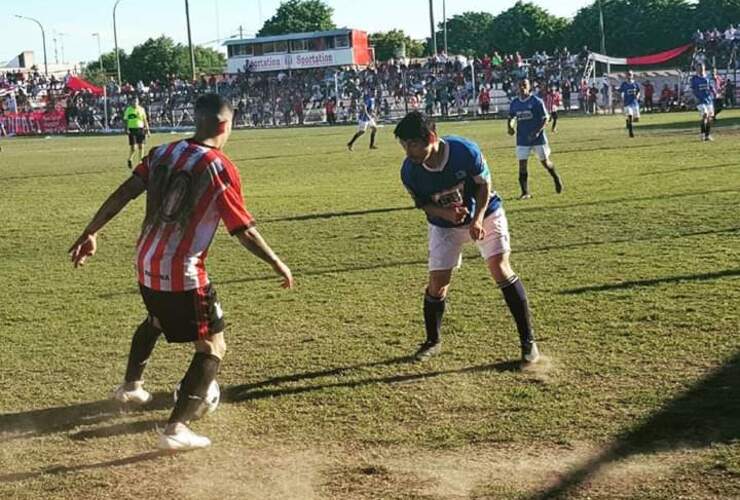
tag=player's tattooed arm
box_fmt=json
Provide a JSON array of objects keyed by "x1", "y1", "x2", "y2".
[
  {"x1": 69, "y1": 175, "x2": 146, "y2": 267},
  {"x1": 235, "y1": 227, "x2": 294, "y2": 289}
]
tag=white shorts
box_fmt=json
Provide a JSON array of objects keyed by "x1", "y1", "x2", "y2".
[
  {"x1": 428, "y1": 208, "x2": 511, "y2": 271},
  {"x1": 624, "y1": 103, "x2": 640, "y2": 118},
  {"x1": 516, "y1": 144, "x2": 551, "y2": 161},
  {"x1": 358, "y1": 118, "x2": 377, "y2": 132},
  {"x1": 697, "y1": 103, "x2": 715, "y2": 117}
]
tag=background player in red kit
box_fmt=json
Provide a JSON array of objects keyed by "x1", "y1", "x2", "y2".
[{"x1": 69, "y1": 94, "x2": 294, "y2": 451}]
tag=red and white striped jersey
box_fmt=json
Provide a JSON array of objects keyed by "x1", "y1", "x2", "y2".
[
  {"x1": 132, "y1": 139, "x2": 254, "y2": 292},
  {"x1": 544, "y1": 92, "x2": 562, "y2": 113}
]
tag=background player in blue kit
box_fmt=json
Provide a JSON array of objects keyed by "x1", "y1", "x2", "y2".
[
  {"x1": 395, "y1": 111, "x2": 541, "y2": 364},
  {"x1": 619, "y1": 71, "x2": 641, "y2": 138},
  {"x1": 691, "y1": 63, "x2": 716, "y2": 141},
  {"x1": 347, "y1": 91, "x2": 379, "y2": 151},
  {"x1": 507, "y1": 79, "x2": 563, "y2": 200}
]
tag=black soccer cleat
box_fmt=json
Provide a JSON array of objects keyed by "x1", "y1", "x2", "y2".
[
  {"x1": 127, "y1": 159, "x2": 133, "y2": 169},
  {"x1": 553, "y1": 174, "x2": 563, "y2": 194}
]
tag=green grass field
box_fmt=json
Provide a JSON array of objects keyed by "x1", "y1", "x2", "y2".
[{"x1": 1, "y1": 110, "x2": 739, "y2": 499}]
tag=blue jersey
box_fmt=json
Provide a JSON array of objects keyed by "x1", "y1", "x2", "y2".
[
  {"x1": 360, "y1": 95, "x2": 375, "y2": 121},
  {"x1": 691, "y1": 75, "x2": 713, "y2": 105},
  {"x1": 509, "y1": 95, "x2": 548, "y2": 146},
  {"x1": 619, "y1": 81, "x2": 640, "y2": 106},
  {"x1": 400, "y1": 136, "x2": 502, "y2": 228}
]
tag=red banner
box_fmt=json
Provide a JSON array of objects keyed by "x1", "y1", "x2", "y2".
[
  {"x1": 0, "y1": 110, "x2": 67, "y2": 136},
  {"x1": 626, "y1": 44, "x2": 694, "y2": 66}
]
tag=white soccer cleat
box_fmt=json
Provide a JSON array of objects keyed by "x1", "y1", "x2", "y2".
[
  {"x1": 111, "y1": 384, "x2": 153, "y2": 405},
  {"x1": 158, "y1": 426, "x2": 211, "y2": 451},
  {"x1": 521, "y1": 341, "x2": 541, "y2": 364}
]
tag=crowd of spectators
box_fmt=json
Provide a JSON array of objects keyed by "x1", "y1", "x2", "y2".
[
  {"x1": 692, "y1": 24, "x2": 740, "y2": 68},
  {"x1": 2, "y1": 38, "x2": 737, "y2": 133}
]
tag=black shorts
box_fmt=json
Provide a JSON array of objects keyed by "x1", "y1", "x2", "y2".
[
  {"x1": 128, "y1": 128, "x2": 145, "y2": 146},
  {"x1": 139, "y1": 284, "x2": 225, "y2": 343}
]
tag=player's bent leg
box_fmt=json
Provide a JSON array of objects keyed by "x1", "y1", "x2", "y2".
[
  {"x1": 486, "y1": 253, "x2": 539, "y2": 364},
  {"x1": 539, "y1": 155, "x2": 563, "y2": 194},
  {"x1": 347, "y1": 131, "x2": 364, "y2": 150},
  {"x1": 160, "y1": 332, "x2": 225, "y2": 450}
]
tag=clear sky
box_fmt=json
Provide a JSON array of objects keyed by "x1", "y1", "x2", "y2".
[{"x1": 1, "y1": 0, "x2": 591, "y2": 66}]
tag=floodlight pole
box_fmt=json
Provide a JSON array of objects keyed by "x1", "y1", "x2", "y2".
[
  {"x1": 92, "y1": 33, "x2": 103, "y2": 71},
  {"x1": 113, "y1": 0, "x2": 124, "y2": 83},
  {"x1": 428, "y1": 0, "x2": 437, "y2": 56},
  {"x1": 15, "y1": 15, "x2": 48, "y2": 76},
  {"x1": 185, "y1": 0, "x2": 197, "y2": 82},
  {"x1": 443, "y1": 0, "x2": 447, "y2": 54},
  {"x1": 598, "y1": 0, "x2": 612, "y2": 113}
]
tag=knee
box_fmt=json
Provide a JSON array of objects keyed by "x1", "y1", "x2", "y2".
[
  {"x1": 487, "y1": 254, "x2": 514, "y2": 282},
  {"x1": 196, "y1": 334, "x2": 226, "y2": 359},
  {"x1": 427, "y1": 284, "x2": 449, "y2": 299}
]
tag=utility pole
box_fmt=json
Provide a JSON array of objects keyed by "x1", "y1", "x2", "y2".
[
  {"x1": 185, "y1": 0, "x2": 197, "y2": 81},
  {"x1": 113, "y1": 0, "x2": 124, "y2": 83},
  {"x1": 428, "y1": 0, "x2": 437, "y2": 56},
  {"x1": 53, "y1": 31, "x2": 59, "y2": 64},
  {"x1": 597, "y1": 0, "x2": 612, "y2": 112}
]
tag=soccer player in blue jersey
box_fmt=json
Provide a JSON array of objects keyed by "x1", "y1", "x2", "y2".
[
  {"x1": 347, "y1": 91, "x2": 378, "y2": 151},
  {"x1": 395, "y1": 111, "x2": 540, "y2": 364},
  {"x1": 619, "y1": 71, "x2": 641, "y2": 138},
  {"x1": 507, "y1": 79, "x2": 563, "y2": 200},
  {"x1": 691, "y1": 63, "x2": 715, "y2": 141}
]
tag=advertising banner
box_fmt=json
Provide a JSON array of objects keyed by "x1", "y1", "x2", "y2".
[
  {"x1": 228, "y1": 48, "x2": 355, "y2": 73},
  {"x1": 0, "y1": 110, "x2": 68, "y2": 135}
]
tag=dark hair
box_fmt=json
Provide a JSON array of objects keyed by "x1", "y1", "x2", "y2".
[
  {"x1": 393, "y1": 111, "x2": 436, "y2": 142},
  {"x1": 194, "y1": 93, "x2": 233, "y2": 119}
]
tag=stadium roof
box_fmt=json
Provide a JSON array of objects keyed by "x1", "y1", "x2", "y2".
[{"x1": 223, "y1": 28, "x2": 356, "y2": 46}]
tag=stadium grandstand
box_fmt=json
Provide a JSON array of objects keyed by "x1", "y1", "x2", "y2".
[{"x1": 2, "y1": 25, "x2": 738, "y2": 135}]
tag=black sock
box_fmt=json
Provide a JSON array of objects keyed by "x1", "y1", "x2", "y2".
[
  {"x1": 552, "y1": 114, "x2": 558, "y2": 130},
  {"x1": 705, "y1": 122, "x2": 711, "y2": 138},
  {"x1": 124, "y1": 319, "x2": 162, "y2": 383},
  {"x1": 546, "y1": 165, "x2": 559, "y2": 179},
  {"x1": 348, "y1": 133, "x2": 360, "y2": 146},
  {"x1": 701, "y1": 121, "x2": 706, "y2": 135},
  {"x1": 423, "y1": 290, "x2": 445, "y2": 344},
  {"x1": 169, "y1": 353, "x2": 221, "y2": 424},
  {"x1": 627, "y1": 119, "x2": 634, "y2": 136},
  {"x1": 498, "y1": 275, "x2": 535, "y2": 347},
  {"x1": 518, "y1": 169, "x2": 529, "y2": 195},
  {"x1": 370, "y1": 131, "x2": 376, "y2": 147}
]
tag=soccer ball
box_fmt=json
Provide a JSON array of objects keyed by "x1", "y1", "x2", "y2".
[{"x1": 173, "y1": 379, "x2": 220, "y2": 420}]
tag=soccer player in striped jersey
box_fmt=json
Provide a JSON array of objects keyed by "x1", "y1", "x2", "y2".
[
  {"x1": 544, "y1": 85, "x2": 562, "y2": 133},
  {"x1": 69, "y1": 94, "x2": 294, "y2": 451},
  {"x1": 691, "y1": 63, "x2": 715, "y2": 141}
]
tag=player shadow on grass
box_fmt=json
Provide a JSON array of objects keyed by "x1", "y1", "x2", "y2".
[
  {"x1": 0, "y1": 392, "x2": 173, "y2": 443},
  {"x1": 225, "y1": 358, "x2": 522, "y2": 403},
  {"x1": 637, "y1": 161, "x2": 739, "y2": 177},
  {"x1": 560, "y1": 268, "x2": 740, "y2": 295},
  {"x1": 0, "y1": 169, "x2": 111, "y2": 182},
  {"x1": 262, "y1": 206, "x2": 413, "y2": 223},
  {"x1": 636, "y1": 115, "x2": 740, "y2": 132},
  {"x1": 0, "y1": 450, "x2": 173, "y2": 484},
  {"x1": 530, "y1": 350, "x2": 740, "y2": 499}
]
